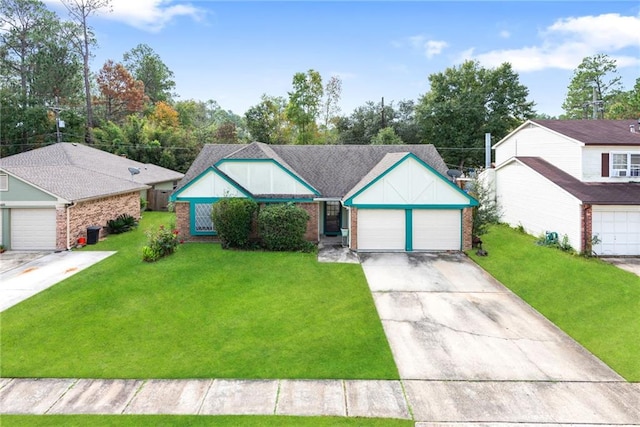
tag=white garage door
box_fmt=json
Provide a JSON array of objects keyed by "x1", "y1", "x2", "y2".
[
  {"x1": 413, "y1": 210, "x2": 461, "y2": 251},
  {"x1": 11, "y1": 209, "x2": 57, "y2": 250},
  {"x1": 358, "y1": 209, "x2": 405, "y2": 251},
  {"x1": 592, "y1": 206, "x2": 640, "y2": 256}
]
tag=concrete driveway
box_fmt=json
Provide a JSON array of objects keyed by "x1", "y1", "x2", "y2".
[
  {"x1": 0, "y1": 250, "x2": 115, "y2": 312},
  {"x1": 360, "y1": 252, "x2": 640, "y2": 423}
]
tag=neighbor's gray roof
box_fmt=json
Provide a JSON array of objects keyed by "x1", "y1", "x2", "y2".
[
  {"x1": 518, "y1": 157, "x2": 640, "y2": 205},
  {"x1": 175, "y1": 142, "x2": 449, "y2": 198},
  {"x1": 531, "y1": 120, "x2": 640, "y2": 146},
  {"x1": 0, "y1": 143, "x2": 183, "y2": 202}
]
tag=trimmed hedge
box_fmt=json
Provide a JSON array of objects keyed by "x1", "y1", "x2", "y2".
[
  {"x1": 211, "y1": 198, "x2": 258, "y2": 249},
  {"x1": 258, "y1": 203, "x2": 310, "y2": 251}
]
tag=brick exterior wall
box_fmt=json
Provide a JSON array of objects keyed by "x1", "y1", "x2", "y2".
[
  {"x1": 462, "y1": 207, "x2": 473, "y2": 251},
  {"x1": 55, "y1": 207, "x2": 67, "y2": 250},
  {"x1": 65, "y1": 192, "x2": 140, "y2": 247},
  {"x1": 349, "y1": 207, "x2": 358, "y2": 250},
  {"x1": 175, "y1": 200, "x2": 320, "y2": 244},
  {"x1": 297, "y1": 202, "x2": 319, "y2": 242},
  {"x1": 174, "y1": 201, "x2": 219, "y2": 243},
  {"x1": 581, "y1": 204, "x2": 592, "y2": 254}
]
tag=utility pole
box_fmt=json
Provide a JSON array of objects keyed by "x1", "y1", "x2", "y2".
[
  {"x1": 583, "y1": 86, "x2": 604, "y2": 120},
  {"x1": 381, "y1": 97, "x2": 386, "y2": 129},
  {"x1": 51, "y1": 97, "x2": 65, "y2": 143}
]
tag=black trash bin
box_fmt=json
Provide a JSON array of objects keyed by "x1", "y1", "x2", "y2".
[{"x1": 86, "y1": 226, "x2": 102, "y2": 245}]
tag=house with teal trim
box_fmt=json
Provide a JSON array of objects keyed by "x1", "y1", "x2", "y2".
[{"x1": 171, "y1": 142, "x2": 478, "y2": 252}]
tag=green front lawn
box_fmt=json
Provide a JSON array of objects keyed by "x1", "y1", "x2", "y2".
[
  {"x1": 469, "y1": 224, "x2": 640, "y2": 381},
  {"x1": 0, "y1": 416, "x2": 413, "y2": 427},
  {"x1": 0, "y1": 212, "x2": 397, "y2": 380}
]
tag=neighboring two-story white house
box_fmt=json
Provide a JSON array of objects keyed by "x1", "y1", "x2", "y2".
[{"x1": 491, "y1": 119, "x2": 640, "y2": 256}]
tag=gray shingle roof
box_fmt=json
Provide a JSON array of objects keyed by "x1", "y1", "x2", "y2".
[
  {"x1": 175, "y1": 143, "x2": 450, "y2": 198},
  {"x1": 0, "y1": 143, "x2": 183, "y2": 202},
  {"x1": 531, "y1": 120, "x2": 640, "y2": 146},
  {"x1": 518, "y1": 157, "x2": 640, "y2": 205}
]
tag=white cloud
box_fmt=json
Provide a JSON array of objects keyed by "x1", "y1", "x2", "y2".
[
  {"x1": 499, "y1": 30, "x2": 511, "y2": 39},
  {"x1": 425, "y1": 40, "x2": 448, "y2": 58},
  {"x1": 43, "y1": 0, "x2": 205, "y2": 32},
  {"x1": 401, "y1": 35, "x2": 449, "y2": 58},
  {"x1": 471, "y1": 13, "x2": 640, "y2": 72}
]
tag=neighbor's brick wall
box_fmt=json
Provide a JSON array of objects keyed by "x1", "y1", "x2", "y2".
[
  {"x1": 581, "y1": 204, "x2": 592, "y2": 254},
  {"x1": 55, "y1": 207, "x2": 67, "y2": 250},
  {"x1": 462, "y1": 207, "x2": 473, "y2": 251},
  {"x1": 68, "y1": 192, "x2": 140, "y2": 245},
  {"x1": 349, "y1": 208, "x2": 358, "y2": 250}
]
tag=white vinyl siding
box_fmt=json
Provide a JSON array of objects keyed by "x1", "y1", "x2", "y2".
[
  {"x1": 496, "y1": 161, "x2": 582, "y2": 250},
  {"x1": 494, "y1": 124, "x2": 583, "y2": 178},
  {"x1": 592, "y1": 206, "x2": 640, "y2": 256},
  {"x1": 582, "y1": 146, "x2": 640, "y2": 182},
  {"x1": 413, "y1": 210, "x2": 461, "y2": 251},
  {"x1": 358, "y1": 209, "x2": 405, "y2": 251},
  {"x1": 11, "y1": 208, "x2": 56, "y2": 250}
]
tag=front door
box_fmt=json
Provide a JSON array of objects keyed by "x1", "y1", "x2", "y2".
[{"x1": 324, "y1": 201, "x2": 341, "y2": 235}]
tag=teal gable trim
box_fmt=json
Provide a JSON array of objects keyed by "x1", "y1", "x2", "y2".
[
  {"x1": 170, "y1": 166, "x2": 251, "y2": 202},
  {"x1": 343, "y1": 153, "x2": 478, "y2": 208},
  {"x1": 405, "y1": 209, "x2": 413, "y2": 251},
  {"x1": 216, "y1": 158, "x2": 321, "y2": 196}
]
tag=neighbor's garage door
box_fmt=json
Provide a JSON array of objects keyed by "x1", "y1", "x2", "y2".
[
  {"x1": 11, "y1": 208, "x2": 57, "y2": 250},
  {"x1": 413, "y1": 210, "x2": 461, "y2": 251},
  {"x1": 358, "y1": 209, "x2": 405, "y2": 251},
  {"x1": 592, "y1": 206, "x2": 640, "y2": 256}
]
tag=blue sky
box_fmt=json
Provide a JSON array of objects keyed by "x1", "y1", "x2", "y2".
[{"x1": 43, "y1": 1, "x2": 640, "y2": 118}]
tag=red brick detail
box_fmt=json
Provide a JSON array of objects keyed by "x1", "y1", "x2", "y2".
[
  {"x1": 175, "y1": 200, "x2": 320, "y2": 244},
  {"x1": 174, "y1": 201, "x2": 219, "y2": 243},
  {"x1": 296, "y1": 202, "x2": 319, "y2": 242},
  {"x1": 349, "y1": 207, "x2": 358, "y2": 250},
  {"x1": 55, "y1": 207, "x2": 67, "y2": 250},
  {"x1": 462, "y1": 207, "x2": 473, "y2": 251},
  {"x1": 65, "y1": 192, "x2": 140, "y2": 248},
  {"x1": 581, "y1": 204, "x2": 592, "y2": 254}
]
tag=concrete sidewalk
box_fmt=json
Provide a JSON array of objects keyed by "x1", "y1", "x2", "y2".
[
  {"x1": 0, "y1": 378, "x2": 411, "y2": 419},
  {"x1": 2, "y1": 377, "x2": 639, "y2": 423}
]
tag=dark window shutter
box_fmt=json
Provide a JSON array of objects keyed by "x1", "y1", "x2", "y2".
[{"x1": 601, "y1": 153, "x2": 609, "y2": 177}]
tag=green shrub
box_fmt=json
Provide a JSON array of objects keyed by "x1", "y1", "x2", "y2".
[
  {"x1": 211, "y1": 198, "x2": 258, "y2": 249},
  {"x1": 142, "y1": 225, "x2": 180, "y2": 262},
  {"x1": 536, "y1": 232, "x2": 575, "y2": 253},
  {"x1": 107, "y1": 214, "x2": 138, "y2": 234},
  {"x1": 140, "y1": 197, "x2": 148, "y2": 211},
  {"x1": 258, "y1": 203, "x2": 311, "y2": 251}
]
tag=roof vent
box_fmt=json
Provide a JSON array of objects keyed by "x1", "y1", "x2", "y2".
[{"x1": 631, "y1": 124, "x2": 636, "y2": 133}]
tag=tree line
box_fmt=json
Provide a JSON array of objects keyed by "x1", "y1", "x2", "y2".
[{"x1": 2, "y1": 0, "x2": 638, "y2": 173}]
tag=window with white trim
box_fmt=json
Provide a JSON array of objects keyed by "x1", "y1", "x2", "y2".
[
  {"x1": 0, "y1": 174, "x2": 7, "y2": 191},
  {"x1": 611, "y1": 152, "x2": 640, "y2": 177}
]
